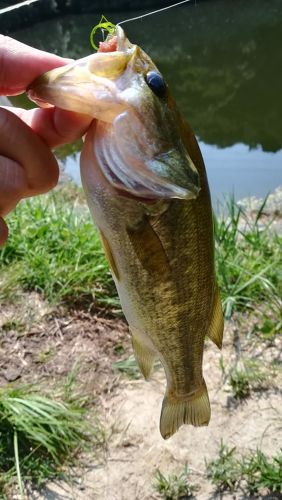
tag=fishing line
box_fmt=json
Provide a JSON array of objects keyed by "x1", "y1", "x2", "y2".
[
  {"x1": 90, "y1": 1, "x2": 193, "y2": 50},
  {"x1": 117, "y1": 0, "x2": 192, "y2": 26}
]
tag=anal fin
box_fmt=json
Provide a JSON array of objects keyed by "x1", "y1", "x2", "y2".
[
  {"x1": 132, "y1": 334, "x2": 156, "y2": 381},
  {"x1": 160, "y1": 379, "x2": 211, "y2": 440},
  {"x1": 207, "y1": 286, "x2": 224, "y2": 349}
]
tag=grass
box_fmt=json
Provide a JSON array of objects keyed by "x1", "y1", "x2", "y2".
[
  {"x1": 153, "y1": 465, "x2": 196, "y2": 499},
  {"x1": 112, "y1": 356, "x2": 141, "y2": 379},
  {"x1": 1, "y1": 319, "x2": 25, "y2": 333},
  {"x1": 206, "y1": 441, "x2": 282, "y2": 494},
  {"x1": 0, "y1": 186, "x2": 281, "y2": 322},
  {"x1": 214, "y1": 195, "x2": 282, "y2": 319},
  {"x1": 0, "y1": 185, "x2": 118, "y2": 309},
  {"x1": 0, "y1": 374, "x2": 101, "y2": 497},
  {"x1": 252, "y1": 316, "x2": 282, "y2": 339},
  {"x1": 206, "y1": 442, "x2": 240, "y2": 491},
  {"x1": 242, "y1": 449, "x2": 282, "y2": 494},
  {"x1": 220, "y1": 355, "x2": 276, "y2": 401},
  {"x1": 228, "y1": 360, "x2": 273, "y2": 400}
]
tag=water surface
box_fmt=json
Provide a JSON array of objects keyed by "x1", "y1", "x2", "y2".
[{"x1": 11, "y1": 0, "x2": 282, "y2": 204}]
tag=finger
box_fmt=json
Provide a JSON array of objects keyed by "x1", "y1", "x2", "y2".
[
  {"x1": 0, "y1": 35, "x2": 70, "y2": 96},
  {"x1": 4, "y1": 106, "x2": 93, "y2": 148},
  {"x1": 0, "y1": 156, "x2": 27, "y2": 215},
  {"x1": 0, "y1": 217, "x2": 8, "y2": 246},
  {"x1": 0, "y1": 107, "x2": 59, "y2": 194}
]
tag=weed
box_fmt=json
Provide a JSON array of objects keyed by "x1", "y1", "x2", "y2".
[
  {"x1": 35, "y1": 348, "x2": 55, "y2": 364},
  {"x1": 242, "y1": 449, "x2": 282, "y2": 494},
  {"x1": 253, "y1": 317, "x2": 282, "y2": 339},
  {"x1": 229, "y1": 360, "x2": 273, "y2": 400},
  {"x1": 214, "y1": 196, "x2": 282, "y2": 319},
  {"x1": 112, "y1": 356, "x2": 141, "y2": 379},
  {"x1": 206, "y1": 442, "x2": 282, "y2": 495},
  {"x1": 153, "y1": 465, "x2": 196, "y2": 499},
  {"x1": 206, "y1": 441, "x2": 239, "y2": 491},
  {"x1": 0, "y1": 187, "x2": 118, "y2": 309},
  {"x1": 229, "y1": 367, "x2": 250, "y2": 399},
  {"x1": 0, "y1": 377, "x2": 100, "y2": 497},
  {"x1": 1, "y1": 320, "x2": 25, "y2": 333},
  {"x1": 113, "y1": 343, "x2": 125, "y2": 355},
  {"x1": 1, "y1": 188, "x2": 281, "y2": 319}
]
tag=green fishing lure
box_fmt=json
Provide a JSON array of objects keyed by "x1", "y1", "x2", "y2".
[{"x1": 90, "y1": 15, "x2": 116, "y2": 51}]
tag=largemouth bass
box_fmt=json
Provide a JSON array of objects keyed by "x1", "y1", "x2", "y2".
[{"x1": 28, "y1": 26, "x2": 224, "y2": 439}]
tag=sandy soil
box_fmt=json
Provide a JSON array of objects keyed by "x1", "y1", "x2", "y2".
[
  {"x1": 38, "y1": 323, "x2": 281, "y2": 500},
  {"x1": 2, "y1": 296, "x2": 280, "y2": 500}
]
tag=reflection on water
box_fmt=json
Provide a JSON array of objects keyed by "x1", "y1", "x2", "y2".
[
  {"x1": 201, "y1": 143, "x2": 282, "y2": 207},
  {"x1": 10, "y1": 0, "x2": 282, "y2": 202}
]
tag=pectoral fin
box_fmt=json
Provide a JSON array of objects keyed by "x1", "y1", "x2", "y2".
[
  {"x1": 207, "y1": 286, "x2": 224, "y2": 349},
  {"x1": 132, "y1": 334, "x2": 157, "y2": 381},
  {"x1": 127, "y1": 215, "x2": 170, "y2": 276}
]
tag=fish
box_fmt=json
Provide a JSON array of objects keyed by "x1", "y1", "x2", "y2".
[{"x1": 28, "y1": 25, "x2": 224, "y2": 439}]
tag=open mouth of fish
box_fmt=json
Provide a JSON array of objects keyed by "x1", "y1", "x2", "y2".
[{"x1": 28, "y1": 26, "x2": 200, "y2": 203}]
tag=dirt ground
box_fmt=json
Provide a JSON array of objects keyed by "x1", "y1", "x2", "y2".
[{"x1": 0, "y1": 294, "x2": 281, "y2": 500}]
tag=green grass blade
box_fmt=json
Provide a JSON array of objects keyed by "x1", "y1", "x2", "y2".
[{"x1": 13, "y1": 430, "x2": 24, "y2": 499}]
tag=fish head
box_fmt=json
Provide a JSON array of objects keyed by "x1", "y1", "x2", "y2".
[{"x1": 28, "y1": 26, "x2": 200, "y2": 201}]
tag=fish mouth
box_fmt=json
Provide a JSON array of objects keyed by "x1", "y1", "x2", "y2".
[{"x1": 27, "y1": 26, "x2": 134, "y2": 121}]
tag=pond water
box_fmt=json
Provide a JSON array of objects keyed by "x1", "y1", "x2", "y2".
[{"x1": 10, "y1": 0, "x2": 282, "y2": 206}]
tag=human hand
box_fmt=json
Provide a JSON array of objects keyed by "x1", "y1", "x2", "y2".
[{"x1": 0, "y1": 35, "x2": 93, "y2": 245}]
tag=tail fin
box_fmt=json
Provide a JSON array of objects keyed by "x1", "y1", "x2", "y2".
[{"x1": 160, "y1": 380, "x2": 211, "y2": 439}]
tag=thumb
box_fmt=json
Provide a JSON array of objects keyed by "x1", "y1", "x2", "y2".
[{"x1": 0, "y1": 107, "x2": 59, "y2": 195}]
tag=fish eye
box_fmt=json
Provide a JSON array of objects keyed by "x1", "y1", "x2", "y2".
[{"x1": 145, "y1": 71, "x2": 167, "y2": 98}]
